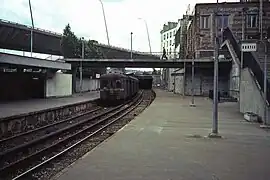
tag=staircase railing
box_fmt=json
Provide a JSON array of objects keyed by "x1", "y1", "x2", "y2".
[{"x1": 223, "y1": 27, "x2": 270, "y2": 103}]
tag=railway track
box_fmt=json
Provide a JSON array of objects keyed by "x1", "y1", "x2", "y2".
[{"x1": 0, "y1": 90, "x2": 154, "y2": 180}]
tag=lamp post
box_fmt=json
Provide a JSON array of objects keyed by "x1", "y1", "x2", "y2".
[
  {"x1": 80, "y1": 37, "x2": 85, "y2": 93},
  {"x1": 130, "y1": 32, "x2": 133, "y2": 59},
  {"x1": 28, "y1": 0, "x2": 34, "y2": 57},
  {"x1": 138, "y1": 18, "x2": 152, "y2": 54},
  {"x1": 209, "y1": 0, "x2": 221, "y2": 137},
  {"x1": 99, "y1": 0, "x2": 110, "y2": 45},
  {"x1": 190, "y1": 52, "x2": 195, "y2": 107},
  {"x1": 261, "y1": 40, "x2": 269, "y2": 128}
]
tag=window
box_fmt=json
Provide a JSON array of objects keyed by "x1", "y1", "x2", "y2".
[
  {"x1": 116, "y1": 80, "x2": 121, "y2": 88},
  {"x1": 167, "y1": 33, "x2": 168, "y2": 39},
  {"x1": 170, "y1": 40, "x2": 172, "y2": 46},
  {"x1": 217, "y1": 15, "x2": 229, "y2": 29},
  {"x1": 166, "y1": 41, "x2": 168, "y2": 47},
  {"x1": 170, "y1": 32, "x2": 172, "y2": 38},
  {"x1": 200, "y1": 16, "x2": 209, "y2": 29},
  {"x1": 247, "y1": 14, "x2": 258, "y2": 28},
  {"x1": 164, "y1": 34, "x2": 166, "y2": 40}
]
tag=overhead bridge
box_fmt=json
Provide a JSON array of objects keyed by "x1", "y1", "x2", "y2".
[
  {"x1": 65, "y1": 58, "x2": 232, "y2": 69},
  {"x1": 0, "y1": 19, "x2": 158, "y2": 59}
]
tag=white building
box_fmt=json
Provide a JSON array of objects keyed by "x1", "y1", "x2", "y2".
[
  {"x1": 160, "y1": 21, "x2": 178, "y2": 91},
  {"x1": 160, "y1": 21, "x2": 178, "y2": 59}
]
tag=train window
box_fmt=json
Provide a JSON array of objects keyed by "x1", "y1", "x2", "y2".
[
  {"x1": 116, "y1": 80, "x2": 121, "y2": 88},
  {"x1": 101, "y1": 80, "x2": 108, "y2": 88}
]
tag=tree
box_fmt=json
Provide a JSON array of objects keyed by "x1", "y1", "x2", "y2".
[
  {"x1": 61, "y1": 24, "x2": 105, "y2": 59},
  {"x1": 61, "y1": 24, "x2": 80, "y2": 58}
]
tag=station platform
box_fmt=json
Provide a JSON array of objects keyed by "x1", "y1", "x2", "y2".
[
  {"x1": 54, "y1": 89, "x2": 270, "y2": 180},
  {"x1": 0, "y1": 91, "x2": 99, "y2": 119}
]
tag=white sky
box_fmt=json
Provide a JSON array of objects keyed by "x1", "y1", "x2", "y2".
[{"x1": 0, "y1": 0, "x2": 237, "y2": 54}]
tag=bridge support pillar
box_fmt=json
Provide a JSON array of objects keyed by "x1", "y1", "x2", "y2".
[{"x1": 72, "y1": 66, "x2": 77, "y2": 94}]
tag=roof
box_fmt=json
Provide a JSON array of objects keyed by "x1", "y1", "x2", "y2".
[
  {"x1": 0, "y1": 53, "x2": 71, "y2": 70},
  {"x1": 100, "y1": 73, "x2": 127, "y2": 79}
]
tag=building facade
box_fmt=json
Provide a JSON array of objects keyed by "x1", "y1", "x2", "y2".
[
  {"x1": 186, "y1": 1, "x2": 270, "y2": 59},
  {"x1": 160, "y1": 22, "x2": 178, "y2": 59},
  {"x1": 160, "y1": 22, "x2": 178, "y2": 90}
]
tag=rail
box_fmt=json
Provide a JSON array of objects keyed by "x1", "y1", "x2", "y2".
[
  {"x1": 223, "y1": 27, "x2": 270, "y2": 103},
  {"x1": 0, "y1": 91, "x2": 146, "y2": 179}
]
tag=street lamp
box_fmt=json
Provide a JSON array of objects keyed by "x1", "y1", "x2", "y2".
[
  {"x1": 28, "y1": 0, "x2": 34, "y2": 57},
  {"x1": 189, "y1": 33, "x2": 204, "y2": 107},
  {"x1": 138, "y1": 18, "x2": 152, "y2": 54},
  {"x1": 130, "y1": 32, "x2": 133, "y2": 59},
  {"x1": 209, "y1": 0, "x2": 221, "y2": 137},
  {"x1": 190, "y1": 52, "x2": 196, "y2": 107},
  {"x1": 99, "y1": 0, "x2": 110, "y2": 45},
  {"x1": 80, "y1": 37, "x2": 85, "y2": 93}
]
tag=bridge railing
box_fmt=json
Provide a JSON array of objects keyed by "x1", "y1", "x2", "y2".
[
  {"x1": 0, "y1": 19, "x2": 62, "y2": 36},
  {"x1": 94, "y1": 42, "x2": 161, "y2": 57},
  {"x1": 223, "y1": 27, "x2": 270, "y2": 103}
]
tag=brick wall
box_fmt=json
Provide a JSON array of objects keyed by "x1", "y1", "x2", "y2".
[{"x1": 186, "y1": 2, "x2": 270, "y2": 59}]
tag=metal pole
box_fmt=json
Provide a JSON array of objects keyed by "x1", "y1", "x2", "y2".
[
  {"x1": 99, "y1": 0, "x2": 110, "y2": 45},
  {"x1": 138, "y1": 18, "x2": 152, "y2": 54},
  {"x1": 211, "y1": 0, "x2": 219, "y2": 135},
  {"x1": 263, "y1": 41, "x2": 268, "y2": 125},
  {"x1": 130, "y1": 32, "x2": 133, "y2": 59},
  {"x1": 260, "y1": 0, "x2": 263, "y2": 41},
  {"x1": 190, "y1": 54, "x2": 195, "y2": 106},
  {"x1": 28, "y1": 0, "x2": 34, "y2": 57},
  {"x1": 144, "y1": 20, "x2": 152, "y2": 54},
  {"x1": 80, "y1": 37, "x2": 84, "y2": 93},
  {"x1": 240, "y1": 8, "x2": 245, "y2": 102}
]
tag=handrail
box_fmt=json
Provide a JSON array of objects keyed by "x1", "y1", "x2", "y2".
[
  {"x1": 94, "y1": 42, "x2": 159, "y2": 57},
  {"x1": 223, "y1": 27, "x2": 270, "y2": 103},
  {"x1": 0, "y1": 19, "x2": 62, "y2": 36}
]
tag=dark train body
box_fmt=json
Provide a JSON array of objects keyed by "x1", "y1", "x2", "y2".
[
  {"x1": 99, "y1": 73, "x2": 153, "y2": 106},
  {"x1": 99, "y1": 73, "x2": 139, "y2": 105}
]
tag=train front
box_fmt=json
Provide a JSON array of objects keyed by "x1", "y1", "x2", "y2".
[{"x1": 99, "y1": 73, "x2": 125, "y2": 104}]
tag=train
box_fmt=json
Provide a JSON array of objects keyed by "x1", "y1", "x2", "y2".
[{"x1": 99, "y1": 73, "x2": 153, "y2": 106}]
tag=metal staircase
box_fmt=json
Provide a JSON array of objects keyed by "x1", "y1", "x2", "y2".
[{"x1": 222, "y1": 27, "x2": 270, "y2": 104}]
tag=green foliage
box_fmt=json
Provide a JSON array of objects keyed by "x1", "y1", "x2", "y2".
[{"x1": 61, "y1": 24, "x2": 104, "y2": 59}]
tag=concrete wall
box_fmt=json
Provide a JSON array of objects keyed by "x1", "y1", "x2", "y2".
[
  {"x1": 184, "y1": 71, "x2": 229, "y2": 96},
  {"x1": 46, "y1": 73, "x2": 72, "y2": 97},
  {"x1": 0, "y1": 100, "x2": 96, "y2": 138},
  {"x1": 174, "y1": 75, "x2": 184, "y2": 94},
  {"x1": 240, "y1": 68, "x2": 270, "y2": 122},
  {"x1": 75, "y1": 78, "x2": 100, "y2": 92},
  {"x1": 168, "y1": 68, "x2": 175, "y2": 92},
  {"x1": 229, "y1": 61, "x2": 240, "y2": 99}
]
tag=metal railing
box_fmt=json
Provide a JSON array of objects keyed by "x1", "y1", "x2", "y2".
[
  {"x1": 94, "y1": 42, "x2": 159, "y2": 57},
  {"x1": 223, "y1": 27, "x2": 270, "y2": 103},
  {"x1": 0, "y1": 19, "x2": 62, "y2": 36}
]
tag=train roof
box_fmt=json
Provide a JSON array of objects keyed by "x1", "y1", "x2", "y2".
[
  {"x1": 134, "y1": 75, "x2": 153, "y2": 80},
  {"x1": 100, "y1": 73, "x2": 127, "y2": 79}
]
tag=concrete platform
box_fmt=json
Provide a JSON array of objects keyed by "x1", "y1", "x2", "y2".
[
  {"x1": 55, "y1": 89, "x2": 270, "y2": 180},
  {"x1": 0, "y1": 91, "x2": 99, "y2": 119}
]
